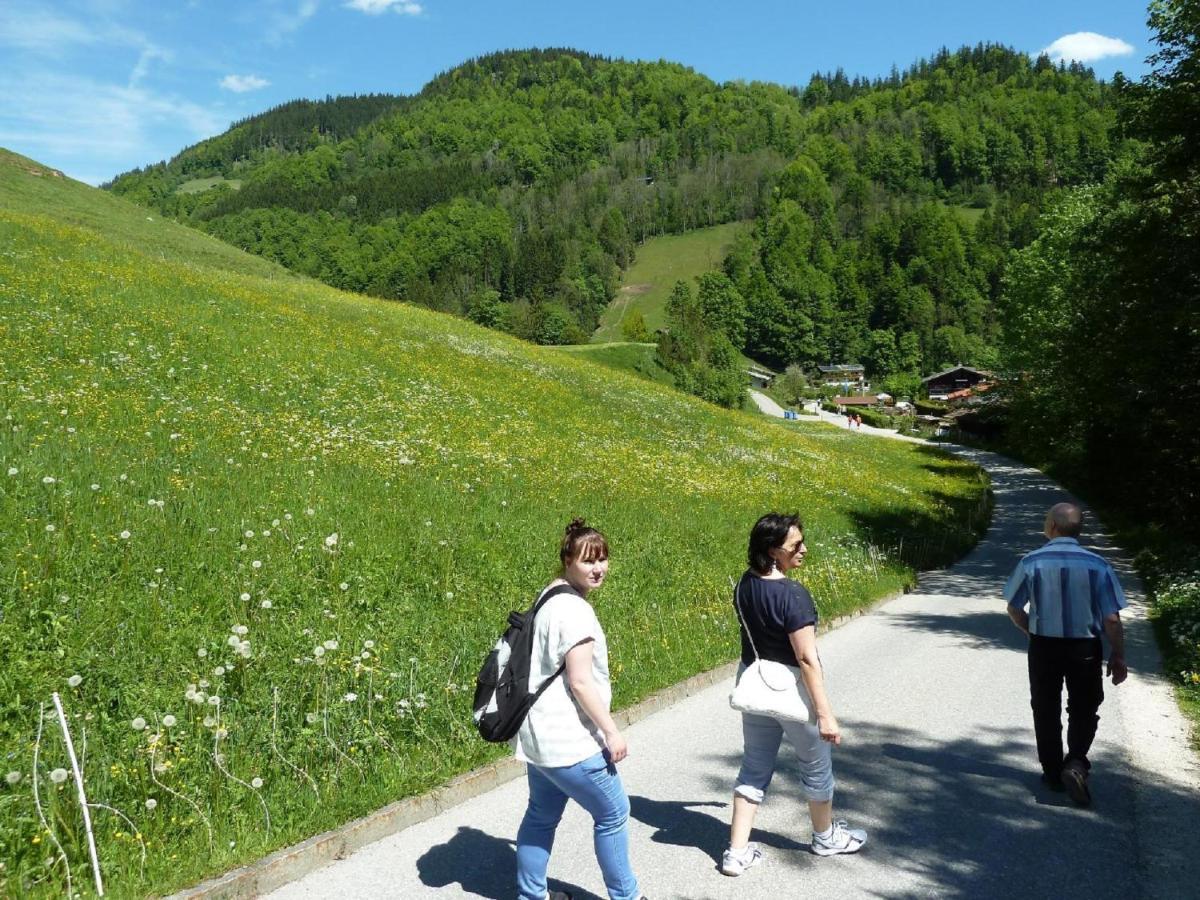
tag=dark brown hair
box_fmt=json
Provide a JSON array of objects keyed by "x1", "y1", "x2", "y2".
[
  {"x1": 748, "y1": 512, "x2": 803, "y2": 574},
  {"x1": 560, "y1": 517, "x2": 609, "y2": 568}
]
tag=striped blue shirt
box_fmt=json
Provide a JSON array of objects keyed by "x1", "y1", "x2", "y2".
[{"x1": 1003, "y1": 538, "x2": 1127, "y2": 638}]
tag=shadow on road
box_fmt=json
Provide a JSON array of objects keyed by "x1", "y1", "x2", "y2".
[
  {"x1": 415, "y1": 826, "x2": 600, "y2": 900},
  {"x1": 628, "y1": 795, "x2": 806, "y2": 866},
  {"x1": 657, "y1": 715, "x2": 1200, "y2": 899}
]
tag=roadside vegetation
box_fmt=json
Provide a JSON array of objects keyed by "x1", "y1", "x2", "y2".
[{"x1": 0, "y1": 165, "x2": 990, "y2": 896}]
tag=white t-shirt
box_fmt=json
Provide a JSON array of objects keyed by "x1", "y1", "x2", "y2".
[{"x1": 512, "y1": 583, "x2": 611, "y2": 768}]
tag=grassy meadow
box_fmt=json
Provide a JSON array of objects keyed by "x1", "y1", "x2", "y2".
[
  {"x1": 551, "y1": 342, "x2": 674, "y2": 387},
  {"x1": 591, "y1": 221, "x2": 751, "y2": 342},
  {"x1": 0, "y1": 159, "x2": 988, "y2": 896}
]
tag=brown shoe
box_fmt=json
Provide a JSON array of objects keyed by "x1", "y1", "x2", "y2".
[{"x1": 1062, "y1": 760, "x2": 1091, "y2": 807}]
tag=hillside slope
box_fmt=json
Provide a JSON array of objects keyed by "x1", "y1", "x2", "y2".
[
  {"x1": 0, "y1": 160, "x2": 988, "y2": 896},
  {"x1": 105, "y1": 45, "x2": 1119, "y2": 366}
]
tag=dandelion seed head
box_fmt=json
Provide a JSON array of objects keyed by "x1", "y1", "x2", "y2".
[
  {"x1": 45, "y1": 523, "x2": 56, "y2": 533},
  {"x1": 213, "y1": 666, "x2": 225, "y2": 677},
  {"x1": 198, "y1": 678, "x2": 209, "y2": 688},
  {"x1": 227, "y1": 635, "x2": 240, "y2": 649},
  {"x1": 252, "y1": 560, "x2": 262, "y2": 569},
  {"x1": 42, "y1": 475, "x2": 56, "y2": 485},
  {"x1": 244, "y1": 530, "x2": 254, "y2": 539},
  {"x1": 131, "y1": 717, "x2": 147, "y2": 731},
  {"x1": 251, "y1": 777, "x2": 264, "y2": 789},
  {"x1": 363, "y1": 640, "x2": 375, "y2": 649},
  {"x1": 313, "y1": 646, "x2": 325, "y2": 657},
  {"x1": 323, "y1": 639, "x2": 338, "y2": 651},
  {"x1": 324, "y1": 532, "x2": 338, "y2": 548},
  {"x1": 233, "y1": 625, "x2": 248, "y2": 636},
  {"x1": 203, "y1": 716, "x2": 216, "y2": 728},
  {"x1": 145, "y1": 798, "x2": 157, "y2": 810},
  {"x1": 260, "y1": 599, "x2": 273, "y2": 609},
  {"x1": 6, "y1": 467, "x2": 17, "y2": 477},
  {"x1": 90, "y1": 483, "x2": 100, "y2": 490},
  {"x1": 240, "y1": 592, "x2": 251, "y2": 603},
  {"x1": 162, "y1": 715, "x2": 177, "y2": 728},
  {"x1": 120, "y1": 530, "x2": 131, "y2": 540},
  {"x1": 305, "y1": 712, "x2": 318, "y2": 724},
  {"x1": 197, "y1": 647, "x2": 207, "y2": 658},
  {"x1": 343, "y1": 692, "x2": 357, "y2": 702},
  {"x1": 67, "y1": 675, "x2": 82, "y2": 688},
  {"x1": 50, "y1": 768, "x2": 68, "y2": 784},
  {"x1": 5, "y1": 771, "x2": 22, "y2": 785},
  {"x1": 339, "y1": 582, "x2": 349, "y2": 591}
]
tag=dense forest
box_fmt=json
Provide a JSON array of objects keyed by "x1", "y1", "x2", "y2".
[
  {"x1": 997, "y1": 0, "x2": 1199, "y2": 540},
  {"x1": 110, "y1": 43, "x2": 1119, "y2": 367}
]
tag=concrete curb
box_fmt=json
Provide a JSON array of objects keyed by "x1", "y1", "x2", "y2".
[{"x1": 167, "y1": 587, "x2": 910, "y2": 899}]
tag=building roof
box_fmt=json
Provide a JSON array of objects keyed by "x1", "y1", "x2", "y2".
[
  {"x1": 818, "y1": 364, "x2": 865, "y2": 374},
  {"x1": 834, "y1": 395, "x2": 877, "y2": 406},
  {"x1": 921, "y1": 365, "x2": 994, "y2": 384}
]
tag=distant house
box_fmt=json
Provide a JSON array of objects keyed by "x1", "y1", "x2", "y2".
[
  {"x1": 922, "y1": 365, "x2": 994, "y2": 400},
  {"x1": 746, "y1": 367, "x2": 774, "y2": 389},
  {"x1": 833, "y1": 395, "x2": 878, "y2": 407},
  {"x1": 817, "y1": 364, "x2": 866, "y2": 392}
]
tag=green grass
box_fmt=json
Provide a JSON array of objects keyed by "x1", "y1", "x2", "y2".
[
  {"x1": 592, "y1": 221, "x2": 752, "y2": 342},
  {"x1": 0, "y1": 149, "x2": 286, "y2": 281},
  {"x1": 551, "y1": 342, "x2": 674, "y2": 387},
  {"x1": 177, "y1": 176, "x2": 243, "y2": 195},
  {"x1": 0, "y1": 159, "x2": 989, "y2": 897}
]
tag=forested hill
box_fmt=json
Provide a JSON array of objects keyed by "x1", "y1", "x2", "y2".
[{"x1": 108, "y1": 44, "x2": 1119, "y2": 366}]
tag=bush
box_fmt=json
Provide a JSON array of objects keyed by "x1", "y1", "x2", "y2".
[{"x1": 1148, "y1": 562, "x2": 1200, "y2": 691}]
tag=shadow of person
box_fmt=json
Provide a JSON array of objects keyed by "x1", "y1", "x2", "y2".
[
  {"x1": 628, "y1": 795, "x2": 807, "y2": 867},
  {"x1": 416, "y1": 826, "x2": 599, "y2": 900}
]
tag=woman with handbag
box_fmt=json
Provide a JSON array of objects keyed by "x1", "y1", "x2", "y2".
[
  {"x1": 513, "y1": 518, "x2": 643, "y2": 900},
  {"x1": 722, "y1": 512, "x2": 867, "y2": 876}
]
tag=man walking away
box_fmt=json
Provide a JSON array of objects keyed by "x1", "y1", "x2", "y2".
[{"x1": 1003, "y1": 502, "x2": 1128, "y2": 806}]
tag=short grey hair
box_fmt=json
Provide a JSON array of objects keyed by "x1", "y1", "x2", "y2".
[{"x1": 1046, "y1": 502, "x2": 1083, "y2": 538}]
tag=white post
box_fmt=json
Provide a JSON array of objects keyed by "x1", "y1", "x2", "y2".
[{"x1": 52, "y1": 692, "x2": 104, "y2": 897}]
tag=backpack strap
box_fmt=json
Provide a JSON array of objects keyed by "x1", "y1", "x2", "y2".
[{"x1": 526, "y1": 582, "x2": 583, "y2": 704}]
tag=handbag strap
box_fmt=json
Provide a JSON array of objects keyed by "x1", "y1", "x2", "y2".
[{"x1": 729, "y1": 573, "x2": 762, "y2": 663}]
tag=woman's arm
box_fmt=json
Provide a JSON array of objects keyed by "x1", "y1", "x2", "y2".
[
  {"x1": 789, "y1": 625, "x2": 841, "y2": 745},
  {"x1": 564, "y1": 640, "x2": 627, "y2": 762}
]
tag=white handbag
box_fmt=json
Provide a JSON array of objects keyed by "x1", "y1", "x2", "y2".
[{"x1": 728, "y1": 575, "x2": 814, "y2": 723}]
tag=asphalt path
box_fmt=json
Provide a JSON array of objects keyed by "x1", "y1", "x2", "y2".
[{"x1": 267, "y1": 442, "x2": 1200, "y2": 899}]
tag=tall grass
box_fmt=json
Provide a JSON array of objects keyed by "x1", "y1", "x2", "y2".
[{"x1": 1, "y1": 171, "x2": 987, "y2": 896}]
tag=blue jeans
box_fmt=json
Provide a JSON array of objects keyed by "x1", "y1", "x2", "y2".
[{"x1": 516, "y1": 751, "x2": 639, "y2": 900}]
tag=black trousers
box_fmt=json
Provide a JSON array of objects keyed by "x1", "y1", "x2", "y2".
[{"x1": 1028, "y1": 634, "x2": 1104, "y2": 778}]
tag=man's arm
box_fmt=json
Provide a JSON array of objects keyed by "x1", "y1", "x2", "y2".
[
  {"x1": 1007, "y1": 605, "x2": 1030, "y2": 636},
  {"x1": 1103, "y1": 612, "x2": 1127, "y2": 685}
]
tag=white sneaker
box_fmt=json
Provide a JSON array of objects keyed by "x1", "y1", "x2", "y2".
[
  {"x1": 811, "y1": 820, "x2": 867, "y2": 856},
  {"x1": 720, "y1": 842, "x2": 765, "y2": 876}
]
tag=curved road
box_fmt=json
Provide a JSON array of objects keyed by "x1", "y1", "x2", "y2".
[{"x1": 268, "y1": 440, "x2": 1200, "y2": 899}]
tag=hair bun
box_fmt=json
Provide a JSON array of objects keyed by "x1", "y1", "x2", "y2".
[{"x1": 565, "y1": 516, "x2": 588, "y2": 535}]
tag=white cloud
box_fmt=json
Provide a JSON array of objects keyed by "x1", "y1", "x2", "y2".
[
  {"x1": 266, "y1": 0, "x2": 320, "y2": 44},
  {"x1": 220, "y1": 73, "x2": 270, "y2": 92},
  {"x1": 0, "y1": 69, "x2": 227, "y2": 184},
  {"x1": 0, "y1": 7, "x2": 96, "y2": 52},
  {"x1": 1040, "y1": 32, "x2": 1135, "y2": 64},
  {"x1": 129, "y1": 45, "x2": 171, "y2": 88},
  {"x1": 344, "y1": 0, "x2": 423, "y2": 15}
]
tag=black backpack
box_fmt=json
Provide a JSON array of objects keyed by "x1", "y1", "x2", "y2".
[{"x1": 472, "y1": 583, "x2": 580, "y2": 743}]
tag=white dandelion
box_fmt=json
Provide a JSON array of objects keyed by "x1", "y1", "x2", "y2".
[
  {"x1": 50, "y1": 768, "x2": 69, "y2": 784},
  {"x1": 132, "y1": 717, "x2": 147, "y2": 731},
  {"x1": 66, "y1": 675, "x2": 82, "y2": 688}
]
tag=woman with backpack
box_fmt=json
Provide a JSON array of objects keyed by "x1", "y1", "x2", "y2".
[
  {"x1": 513, "y1": 518, "x2": 641, "y2": 900},
  {"x1": 722, "y1": 512, "x2": 868, "y2": 876}
]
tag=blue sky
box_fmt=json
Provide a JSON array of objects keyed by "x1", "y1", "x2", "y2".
[{"x1": 0, "y1": 0, "x2": 1154, "y2": 186}]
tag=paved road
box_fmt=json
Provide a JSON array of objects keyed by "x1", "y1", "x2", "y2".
[{"x1": 267, "y1": 445, "x2": 1200, "y2": 900}]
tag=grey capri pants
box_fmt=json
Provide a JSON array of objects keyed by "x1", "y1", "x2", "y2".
[{"x1": 734, "y1": 711, "x2": 835, "y2": 803}]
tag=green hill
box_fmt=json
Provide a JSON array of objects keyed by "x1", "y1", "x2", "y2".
[
  {"x1": 593, "y1": 221, "x2": 752, "y2": 342},
  {"x1": 105, "y1": 45, "x2": 1119, "y2": 380},
  {"x1": 0, "y1": 158, "x2": 987, "y2": 895}
]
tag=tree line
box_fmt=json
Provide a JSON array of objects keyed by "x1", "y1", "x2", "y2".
[{"x1": 109, "y1": 44, "x2": 1117, "y2": 371}]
